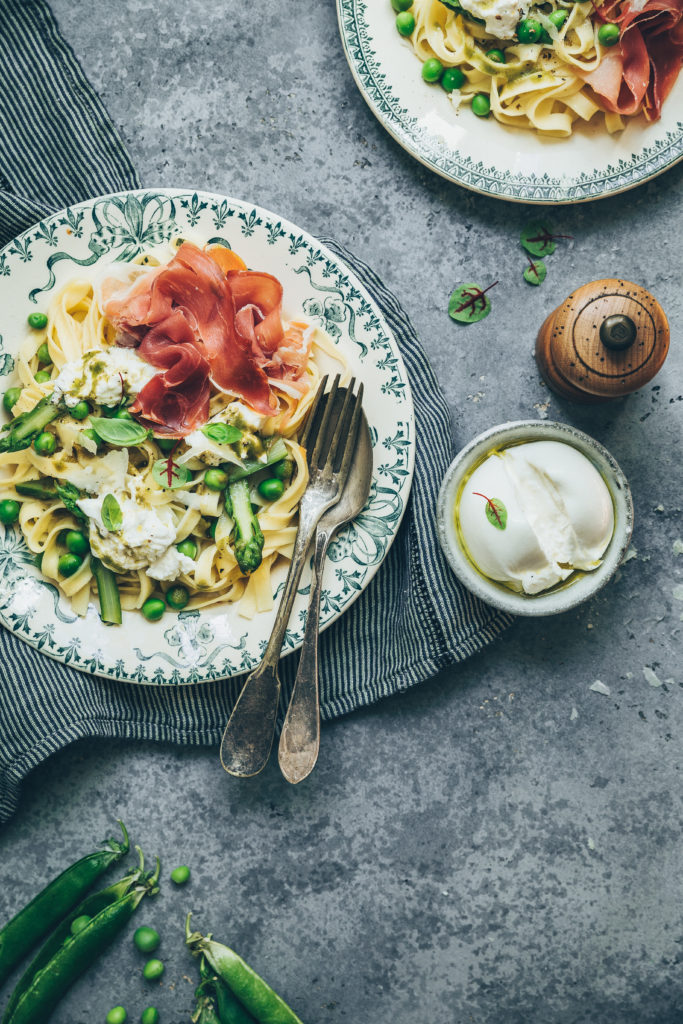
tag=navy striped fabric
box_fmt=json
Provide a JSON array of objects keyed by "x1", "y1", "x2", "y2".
[{"x1": 0, "y1": 0, "x2": 511, "y2": 821}]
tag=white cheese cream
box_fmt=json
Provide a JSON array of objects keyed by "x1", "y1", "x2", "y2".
[
  {"x1": 459, "y1": 0, "x2": 530, "y2": 38},
  {"x1": 457, "y1": 441, "x2": 614, "y2": 595},
  {"x1": 52, "y1": 348, "x2": 156, "y2": 409}
]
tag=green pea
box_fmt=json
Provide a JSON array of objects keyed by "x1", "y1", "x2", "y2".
[
  {"x1": 548, "y1": 8, "x2": 568, "y2": 27},
  {"x1": 58, "y1": 553, "x2": 83, "y2": 577},
  {"x1": 421, "y1": 57, "x2": 443, "y2": 83},
  {"x1": 79, "y1": 427, "x2": 100, "y2": 448},
  {"x1": 27, "y1": 312, "x2": 48, "y2": 330},
  {"x1": 71, "y1": 400, "x2": 91, "y2": 421},
  {"x1": 140, "y1": 1010, "x2": 160, "y2": 1024},
  {"x1": 517, "y1": 17, "x2": 543, "y2": 42},
  {"x1": 271, "y1": 458, "x2": 294, "y2": 481},
  {"x1": 204, "y1": 468, "x2": 228, "y2": 491},
  {"x1": 395, "y1": 10, "x2": 415, "y2": 34},
  {"x1": 598, "y1": 22, "x2": 619, "y2": 45},
  {"x1": 0, "y1": 499, "x2": 20, "y2": 525},
  {"x1": 106, "y1": 1007, "x2": 127, "y2": 1024},
  {"x1": 70, "y1": 914, "x2": 91, "y2": 936},
  {"x1": 114, "y1": 407, "x2": 133, "y2": 420},
  {"x1": 134, "y1": 926, "x2": 161, "y2": 953},
  {"x1": 34, "y1": 370, "x2": 52, "y2": 384},
  {"x1": 34, "y1": 431, "x2": 56, "y2": 456},
  {"x1": 257, "y1": 478, "x2": 285, "y2": 502},
  {"x1": 486, "y1": 48, "x2": 506, "y2": 63},
  {"x1": 65, "y1": 530, "x2": 89, "y2": 556},
  {"x1": 143, "y1": 958, "x2": 165, "y2": 981},
  {"x1": 3, "y1": 387, "x2": 22, "y2": 415},
  {"x1": 170, "y1": 865, "x2": 191, "y2": 885},
  {"x1": 36, "y1": 342, "x2": 52, "y2": 365},
  {"x1": 391, "y1": 0, "x2": 413, "y2": 8},
  {"x1": 176, "y1": 539, "x2": 197, "y2": 559},
  {"x1": 156, "y1": 438, "x2": 177, "y2": 453},
  {"x1": 471, "y1": 92, "x2": 491, "y2": 117},
  {"x1": 441, "y1": 67, "x2": 466, "y2": 91},
  {"x1": 141, "y1": 598, "x2": 165, "y2": 622},
  {"x1": 166, "y1": 585, "x2": 189, "y2": 610}
]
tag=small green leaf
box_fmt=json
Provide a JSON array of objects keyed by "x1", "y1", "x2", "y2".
[
  {"x1": 485, "y1": 498, "x2": 507, "y2": 530},
  {"x1": 90, "y1": 417, "x2": 149, "y2": 447},
  {"x1": 448, "y1": 282, "x2": 496, "y2": 324},
  {"x1": 520, "y1": 220, "x2": 557, "y2": 257},
  {"x1": 523, "y1": 258, "x2": 547, "y2": 286},
  {"x1": 152, "y1": 458, "x2": 193, "y2": 491},
  {"x1": 202, "y1": 422, "x2": 242, "y2": 445},
  {"x1": 102, "y1": 493, "x2": 123, "y2": 532}
]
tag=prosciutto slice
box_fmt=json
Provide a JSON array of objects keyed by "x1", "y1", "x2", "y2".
[
  {"x1": 103, "y1": 243, "x2": 311, "y2": 434},
  {"x1": 581, "y1": 0, "x2": 683, "y2": 120}
]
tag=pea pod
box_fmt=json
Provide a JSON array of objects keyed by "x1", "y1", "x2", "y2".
[
  {"x1": 196, "y1": 960, "x2": 257, "y2": 1024},
  {"x1": 3, "y1": 849, "x2": 159, "y2": 1024},
  {"x1": 0, "y1": 820, "x2": 128, "y2": 987},
  {"x1": 186, "y1": 915, "x2": 303, "y2": 1024}
]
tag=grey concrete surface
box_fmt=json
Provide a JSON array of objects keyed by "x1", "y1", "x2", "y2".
[{"x1": 1, "y1": 1, "x2": 682, "y2": 1022}]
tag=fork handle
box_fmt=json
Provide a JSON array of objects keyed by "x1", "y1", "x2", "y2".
[
  {"x1": 278, "y1": 525, "x2": 332, "y2": 784},
  {"x1": 220, "y1": 499, "x2": 331, "y2": 777}
]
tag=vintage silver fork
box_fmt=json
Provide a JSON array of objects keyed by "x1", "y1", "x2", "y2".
[{"x1": 219, "y1": 374, "x2": 364, "y2": 777}]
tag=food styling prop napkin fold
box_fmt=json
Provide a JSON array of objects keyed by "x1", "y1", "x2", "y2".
[{"x1": 0, "y1": 0, "x2": 512, "y2": 822}]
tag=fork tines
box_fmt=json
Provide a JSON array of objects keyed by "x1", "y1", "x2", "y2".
[{"x1": 301, "y1": 376, "x2": 364, "y2": 477}]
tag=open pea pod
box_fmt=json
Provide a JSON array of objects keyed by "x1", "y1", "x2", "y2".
[
  {"x1": 187, "y1": 915, "x2": 304, "y2": 1024},
  {"x1": 0, "y1": 820, "x2": 129, "y2": 987},
  {"x1": 3, "y1": 849, "x2": 159, "y2": 1024},
  {"x1": 195, "y1": 964, "x2": 257, "y2": 1024}
]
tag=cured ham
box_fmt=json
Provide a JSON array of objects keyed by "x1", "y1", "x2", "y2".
[
  {"x1": 103, "y1": 243, "x2": 312, "y2": 435},
  {"x1": 581, "y1": 0, "x2": 683, "y2": 120}
]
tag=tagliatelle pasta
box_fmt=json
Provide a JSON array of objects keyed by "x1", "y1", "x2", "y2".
[{"x1": 0, "y1": 241, "x2": 349, "y2": 623}]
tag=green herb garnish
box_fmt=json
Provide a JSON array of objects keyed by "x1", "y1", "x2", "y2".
[
  {"x1": 523, "y1": 256, "x2": 547, "y2": 286},
  {"x1": 520, "y1": 221, "x2": 572, "y2": 258},
  {"x1": 201, "y1": 423, "x2": 242, "y2": 446},
  {"x1": 152, "y1": 458, "x2": 193, "y2": 491},
  {"x1": 473, "y1": 492, "x2": 507, "y2": 530},
  {"x1": 101, "y1": 494, "x2": 123, "y2": 532},
  {"x1": 89, "y1": 417, "x2": 149, "y2": 447},
  {"x1": 448, "y1": 282, "x2": 497, "y2": 324}
]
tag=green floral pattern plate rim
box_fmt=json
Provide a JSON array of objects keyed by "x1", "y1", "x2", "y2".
[
  {"x1": 337, "y1": 0, "x2": 683, "y2": 204},
  {"x1": 0, "y1": 188, "x2": 415, "y2": 685}
]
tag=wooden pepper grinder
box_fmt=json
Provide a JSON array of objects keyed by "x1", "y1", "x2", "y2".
[{"x1": 535, "y1": 279, "x2": 670, "y2": 403}]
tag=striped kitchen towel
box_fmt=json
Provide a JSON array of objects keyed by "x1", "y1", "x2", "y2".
[{"x1": 0, "y1": 0, "x2": 511, "y2": 821}]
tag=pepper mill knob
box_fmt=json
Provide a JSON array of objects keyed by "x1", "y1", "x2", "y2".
[{"x1": 535, "y1": 279, "x2": 670, "y2": 403}]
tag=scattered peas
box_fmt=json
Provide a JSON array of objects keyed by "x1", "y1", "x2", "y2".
[
  {"x1": 257, "y1": 478, "x2": 285, "y2": 502},
  {"x1": 143, "y1": 958, "x2": 165, "y2": 981},
  {"x1": 141, "y1": 598, "x2": 165, "y2": 622},
  {"x1": 106, "y1": 1007, "x2": 127, "y2": 1024},
  {"x1": 486, "y1": 48, "x2": 506, "y2": 63},
  {"x1": 421, "y1": 57, "x2": 444, "y2": 83},
  {"x1": 441, "y1": 67, "x2": 466, "y2": 92},
  {"x1": 472, "y1": 93, "x2": 491, "y2": 117},
  {"x1": 64, "y1": 530, "x2": 89, "y2": 556},
  {"x1": 391, "y1": 0, "x2": 413, "y2": 8},
  {"x1": 395, "y1": 10, "x2": 415, "y2": 35},
  {"x1": 166, "y1": 585, "x2": 189, "y2": 610},
  {"x1": 79, "y1": 427, "x2": 100, "y2": 447},
  {"x1": 36, "y1": 342, "x2": 52, "y2": 365},
  {"x1": 114, "y1": 408, "x2": 133, "y2": 420},
  {"x1": 204, "y1": 468, "x2": 229, "y2": 492},
  {"x1": 0, "y1": 499, "x2": 20, "y2": 525},
  {"x1": 34, "y1": 431, "x2": 56, "y2": 456},
  {"x1": 3, "y1": 387, "x2": 22, "y2": 415},
  {"x1": 70, "y1": 914, "x2": 91, "y2": 936},
  {"x1": 170, "y1": 865, "x2": 191, "y2": 885},
  {"x1": 271, "y1": 458, "x2": 293, "y2": 482},
  {"x1": 140, "y1": 1010, "x2": 160, "y2": 1024},
  {"x1": 156, "y1": 438, "x2": 177, "y2": 453},
  {"x1": 34, "y1": 369, "x2": 52, "y2": 384},
  {"x1": 27, "y1": 312, "x2": 48, "y2": 330},
  {"x1": 176, "y1": 539, "x2": 197, "y2": 559},
  {"x1": 134, "y1": 926, "x2": 161, "y2": 954},
  {"x1": 548, "y1": 8, "x2": 568, "y2": 27},
  {"x1": 598, "y1": 22, "x2": 619, "y2": 45},
  {"x1": 516, "y1": 17, "x2": 543, "y2": 42},
  {"x1": 58, "y1": 553, "x2": 83, "y2": 577},
  {"x1": 71, "y1": 400, "x2": 91, "y2": 421}
]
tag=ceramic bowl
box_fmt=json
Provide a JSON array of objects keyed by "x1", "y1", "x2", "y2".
[{"x1": 436, "y1": 420, "x2": 634, "y2": 617}]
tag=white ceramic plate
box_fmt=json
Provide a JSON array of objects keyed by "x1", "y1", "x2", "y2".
[
  {"x1": 0, "y1": 189, "x2": 415, "y2": 685},
  {"x1": 337, "y1": 0, "x2": 683, "y2": 203}
]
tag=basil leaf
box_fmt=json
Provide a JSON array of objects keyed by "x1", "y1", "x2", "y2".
[
  {"x1": 56, "y1": 481, "x2": 87, "y2": 522},
  {"x1": 202, "y1": 422, "x2": 242, "y2": 445},
  {"x1": 438, "y1": 0, "x2": 462, "y2": 9},
  {"x1": 152, "y1": 458, "x2": 193, "y2": 491},
  {"x1": 523, "y1": 258, "x2": 547, "y2": 286},
  {"x1": 448, "y1": 282, "x2": 495, "y2": 324},
  {"x1": 101, "y1": 493, "x2": 123, "y2": 532},
  {"x1": 90, "y1": 417, "x2": 149, "y2": 447}
]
